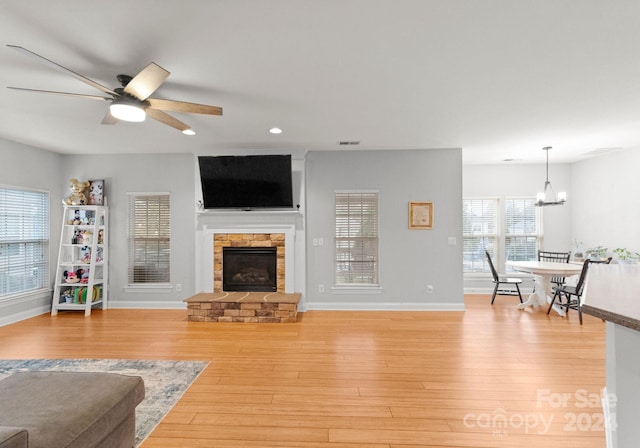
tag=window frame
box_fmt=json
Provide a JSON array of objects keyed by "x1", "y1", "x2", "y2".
[
  {"x1": 0, "y1": 185, "x2": 50, "y2": 300},
  {"x1": 333, "y1": 190, "x2": 381, "y2": 293},
  {"x1": 462, "y1": 198, "x2": 499, "y2": 275},
  {"x1": 126, "y1": 192, "x2": 171, "y2": 288},
  {"x1": 504, "y1": 196, "x2": 543, "y2": 272},
  {"x1": 463, "y1": 196, "x2": 543, "y2": 276}
]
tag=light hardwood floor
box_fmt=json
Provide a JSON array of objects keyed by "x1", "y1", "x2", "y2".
[{"x1": 0, "y1": 295, "x2": 606, "y2": 447}]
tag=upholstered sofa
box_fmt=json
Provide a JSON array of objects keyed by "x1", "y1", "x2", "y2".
[{"x1": 0, "y1": 371, "x2": 145, "y2": 448}]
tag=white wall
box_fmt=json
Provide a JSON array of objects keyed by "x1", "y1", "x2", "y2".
[
  {"x1": 571, "y1": 148, "x2": 640, "y2": 257},
  {"x1": 463, "y1": 162, "x2": 572, "y2": 291},
  {"x1": 0, "y1": 138, "x2": 63, "y2": 325},
  {"x1": 304, "y1": 149, "x2": 464, "y2": 310}
]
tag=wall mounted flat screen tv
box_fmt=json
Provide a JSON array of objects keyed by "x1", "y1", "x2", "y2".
[{"x1": 198, "y1": 154, "x2": 293, "y2": 209}]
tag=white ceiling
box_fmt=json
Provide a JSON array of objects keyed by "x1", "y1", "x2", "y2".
[{"x1": 1, "y1": 1, "x2": 640, "y2": 164}]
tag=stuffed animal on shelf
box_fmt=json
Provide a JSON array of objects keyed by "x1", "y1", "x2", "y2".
[
  {"x1": 79, "y1": 268, "x2": 90, "y2": 283},
  {"x1": 62, "y1": 179, "x2": 90, "y2": 206},
  {"x1": 63, "y1": 270, "x2": 79, "y2": 283}
]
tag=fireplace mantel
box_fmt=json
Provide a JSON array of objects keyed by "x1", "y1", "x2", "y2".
[{"x1": 195, "y1": 211, "x2": 298, "y2": 294}]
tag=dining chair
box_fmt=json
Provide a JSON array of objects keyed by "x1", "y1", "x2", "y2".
[
  {"x1": 538, "y1": 250, "x2": 571, "y2": 288},
  {"x1": 485, "y1": 251, "x2": 523, "y2": 304},
  {"x1": 546, "y1": 257, "x2": 612, "y2": 324}
]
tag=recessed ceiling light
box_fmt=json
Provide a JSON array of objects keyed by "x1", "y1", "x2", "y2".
[
  {"x1": 182, "y1": 129, "x2": 196, "y2": 136},
  {"x1": 269, "y1": 127, "x2": 283, "y2": 134}
]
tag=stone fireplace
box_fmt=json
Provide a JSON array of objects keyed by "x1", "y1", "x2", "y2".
[
  {"x1": 214, "y1": 234, "x2": 285, "y2": 292},
  {"x1": 191, "y1": 214, "x2": 301, "y2": 322},
  {"x1": 195, "y1": 214, "x2": 297, "y2": 295}
]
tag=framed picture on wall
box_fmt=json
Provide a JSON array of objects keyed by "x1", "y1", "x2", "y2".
[
  {"x1": 409, "y1": 201, "x2": 433, "y2": 229},
  {"x1": 87, "y1": 180, "x2": 104, "y2": 205}
]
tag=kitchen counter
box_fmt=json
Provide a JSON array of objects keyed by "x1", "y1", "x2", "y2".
[
  {"x1": 582, "y1": 263, "x2": 640, "y2": 330},
  {"x1": 581, "y1": 262, "x2": 640, "y2": 448}
]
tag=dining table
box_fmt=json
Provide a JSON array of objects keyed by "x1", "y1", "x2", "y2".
[{"x1": 506, "y1": 260, "x2": 584, "y2": 315}]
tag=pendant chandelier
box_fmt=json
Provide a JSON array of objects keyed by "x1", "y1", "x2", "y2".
[{"x1": 535, "y1": 146, "x2": 566, "y2": 207}]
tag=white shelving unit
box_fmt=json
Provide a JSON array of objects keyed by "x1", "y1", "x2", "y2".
[{"x1": 52, "y1": 206, "x2": 108, "y2": 316}]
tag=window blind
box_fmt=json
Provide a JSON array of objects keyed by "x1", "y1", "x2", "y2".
[
  {"x1": 334, "y1": 191, "x2": 378, "y2": 285},
  {"x1": 0, "y1": 187, "x2": 49, "y2": 297},
  {"x1": 127, "y1": 194, "x2": 171, "y2": 284},
  {"x1": 505, "y1": 197, "x2": 541, "y2": 263},
  {"x1": 462, "y1": 198, "x2": 498, "y2": 273}
]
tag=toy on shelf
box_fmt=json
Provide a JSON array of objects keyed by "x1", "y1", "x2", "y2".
[
  {"x1": 81, "y1": 246, "x2": 92, "y2": 264},
  {"x1": 61, "y1": 289, "x2": 74, "y2": 304},
  {"x1": 62, "y1": 179, "x2": 90, "y2": 206},
  {"x1": 63, "y1": 270, "x2": 80, "y2": 283},
  {"x1": 77, "y1": 268, "x2": 89, "y2": 284}
]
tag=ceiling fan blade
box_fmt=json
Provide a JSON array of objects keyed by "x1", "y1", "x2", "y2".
[
  {"x1": 147, "y1": 98, "x2": 223, "y2": 116},
  {"x1": 7, "y1": 45, "x2": 117, "y2": 96},
  {"x1": 101, "y1": 110, "x2": 118, "y2": 125},
  {"x1": 123, "y1": 63, "x2": 170, "y2": 101},
  {"x1": 7, "y1": 86, "x2": 110, "y2": 101},
  {"x1": 145, "y1": 108, "x2": 191, "y2": 132}
]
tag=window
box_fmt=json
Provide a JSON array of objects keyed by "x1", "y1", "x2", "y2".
[
  {"x1": 0, "y1": 187, "x2": 49, "y2": 298},
  {"x1": 334, "y1": 191, "x2": 378, "y2": 285},
  {"x1": 505, "y1": 197, "x2": 541, "y2": 265},
  {"x1": 463, "y1": 197, "x2": 542, "y2": 274},
  {"x1": 462, "y1": 198, "x2": 498, "y2": 273},
  {"x1": 128, "y1": 194, "x2": 171, "y2": 284}
]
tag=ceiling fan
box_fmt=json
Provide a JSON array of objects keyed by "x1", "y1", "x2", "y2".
[{"x1": 6, "y1": 45, "x2": 222, "y2": 135}]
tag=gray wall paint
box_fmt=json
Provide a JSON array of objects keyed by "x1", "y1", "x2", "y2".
[
  {"x1": 305, "y1": 149, "x2": 464, "y2": 310},
  {"x1": 0, "y1": 138, "x2": 63, "y2": 324},
  {"x1": 59, "y1": 153, "x2": 196, "y2": 308}
]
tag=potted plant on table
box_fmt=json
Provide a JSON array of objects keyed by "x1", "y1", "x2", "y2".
[
  {"x1": 586, "y1": 246, "x2": 608, "y2": 260},
  {"x1": 613, "y1": 248, "x2": 637, "y2": 264}
]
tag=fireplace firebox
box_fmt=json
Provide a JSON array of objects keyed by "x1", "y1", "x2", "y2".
[{"x1": 222, "y1": 247, "x2": 277, "y2": 292}]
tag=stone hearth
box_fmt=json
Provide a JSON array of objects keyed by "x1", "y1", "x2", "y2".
[{"x1": 184, "y1": 291, "x2": 300, "y2": 323}]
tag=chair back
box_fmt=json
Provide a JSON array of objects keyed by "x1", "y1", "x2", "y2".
[
  {"x1": 538, "y1": 250, "x2": 571, "y2": 263},
  {"x1": 575, "y1": 257, "x2": 612, "y2": 295},
  {"x1": 485, "y1": 251, "x2": 499, "y2": 282},
  {"x1": 539, "y1": 250, "x2": 571, "y2": 284}
]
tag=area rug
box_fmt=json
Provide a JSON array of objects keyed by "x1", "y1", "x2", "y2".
[{"x1": 0, "y1": 359, "x2": 208, "y2": 447}]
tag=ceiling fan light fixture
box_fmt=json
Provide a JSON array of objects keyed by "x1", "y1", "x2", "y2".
[
  {"x1": 182, "y1": 128, "x2": 196, "y2": 136},
  {"x1": 109, "y1": 103, "x2": 146, "y2": 122}
]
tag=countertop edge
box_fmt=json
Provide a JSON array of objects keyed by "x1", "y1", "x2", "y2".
[{"x1": 581, "y1": 304, "x2": 640, "y2": 332}]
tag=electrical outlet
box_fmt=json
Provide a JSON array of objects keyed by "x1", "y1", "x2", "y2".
[
  {"x1": 313, "y1": 238, "x2": 319, "y2": 246},
  {"x1": 175, "y1": 283, "x2": 182, "y2": 292},
  {"x1": 427, "y1": 285, "x2": 434, "y2": 293},
  {"x1": 318, "y1": 237, "x2": 324, "y2": 246},
  {"x1": 318, "y1": 284, "x2": 325, "y2": 293}
]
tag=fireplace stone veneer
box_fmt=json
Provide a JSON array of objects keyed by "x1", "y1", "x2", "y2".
[
  {"x1": 184, "y1": 291, "x2": 300, "y2": 323},
  {"x1": 213, "y1": 233, "x2": 285, "y2": 293}
]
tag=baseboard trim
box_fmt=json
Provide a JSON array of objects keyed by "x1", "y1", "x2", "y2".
[
  {"x1": 305, "y1": 302, "x2": 465, "y2": 311},
  {"x1": 108, "y1": 301, "x2": 187, "y2": 310}
]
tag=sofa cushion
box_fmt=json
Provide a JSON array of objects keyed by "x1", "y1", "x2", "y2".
[
  {"x1": 0, "y1": 426, "x2": 27, "y2": 448},
  {"x1": 0, "y1": 371, "x2": 145, "y2": 448}
]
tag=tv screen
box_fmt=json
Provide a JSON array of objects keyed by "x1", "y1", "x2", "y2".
[{"x1": 198, "y1": 155, "x2": 294, "y2": 209}]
